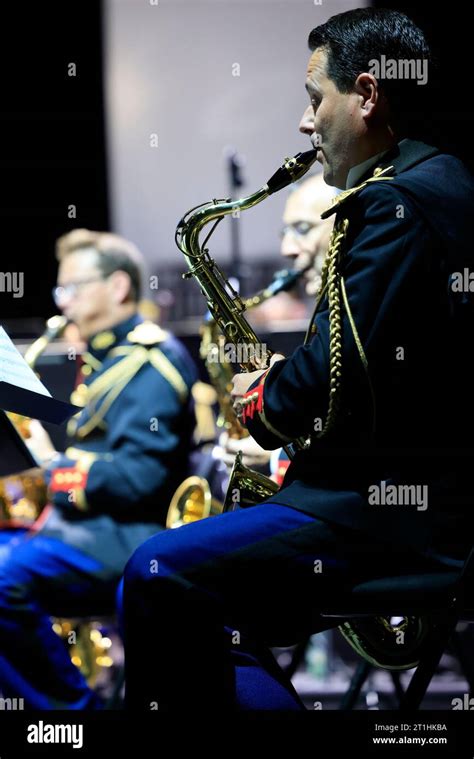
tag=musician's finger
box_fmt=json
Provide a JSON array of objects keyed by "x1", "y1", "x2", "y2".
[{"x1": 270, "y1": 352, "x2": 285, "y2": 367}]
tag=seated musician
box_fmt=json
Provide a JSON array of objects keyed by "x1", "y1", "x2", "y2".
[
  {"x1": 0, "y1": 229, "x2": 198, "y2": 708},
  {"x1": 122, "y1": 8, "x2": 474, "y2": 710}
]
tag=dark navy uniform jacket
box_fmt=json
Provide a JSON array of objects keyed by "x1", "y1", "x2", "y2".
[
  {"x1": 244, "y1": 139, "x2": 474, "y2": 560},
  {"x1": 40, "y1": 313, "x2": 197, "y2": 567}
]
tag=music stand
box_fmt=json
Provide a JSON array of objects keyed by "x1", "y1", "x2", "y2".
[{"x1": 0, "y1": 410, "x2": 39, "y2": 477}]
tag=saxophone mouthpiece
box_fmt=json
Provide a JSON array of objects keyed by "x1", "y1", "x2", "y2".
[{"x1": 265, "y1": 149, "x2": 318, "y2": 195}]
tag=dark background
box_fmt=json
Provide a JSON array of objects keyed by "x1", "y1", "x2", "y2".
[
  {"x1": 0, "y1": 0, "x2": 108, "y2": 330},
  {"x1": 0, "y1": 1, "x2": 471, "y2": 329}
]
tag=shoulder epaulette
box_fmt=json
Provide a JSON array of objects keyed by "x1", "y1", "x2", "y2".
[
  {"x1": 126, "y1": 321, "x2": 169, "y2": 345},
  {"x1": 321, "y1": 165, "x2": 395, "y2": 219}
]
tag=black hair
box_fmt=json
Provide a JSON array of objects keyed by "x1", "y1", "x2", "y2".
[{"x1": 308, "y1": 8, "x2": 434, "y2": 137}]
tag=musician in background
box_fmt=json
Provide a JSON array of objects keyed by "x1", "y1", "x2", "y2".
[
  {"x1": 0, "y1": 229, "x2": 198, "y2": 708},
  {"x1": 280, "y1": 173, "x2": 336, "y2": 294},
  {"x1": 248, "y1": 172, "x2": 336, "y2": 330},
  {"x1": 122, "y1": 8, "x2": 474, "y2": 711}
]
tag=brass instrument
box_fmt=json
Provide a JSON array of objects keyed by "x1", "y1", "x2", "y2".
[
  {"x1": 202, "y1": 265, "x2": 309, "y2": 440},
  {"x1": 176, "y1": 150, "x2": 316, "y2": 371},
  {"x1": 222, "y1": 451, "x2": 278, "y2": 511},
  {"x1": 169, "y1": 152, "x2": 316, "y2": 532},
  {"x1": 166, "y1": 476, "x2": 223, "y2": 528},
  {"x1": 23, "y1": 314, "x2": 69, "y2": 368},
  {"x1": 175, "y1": 149, "x2": 431, "y2": 672},
  {"x1": 167, "y1": 266, "x2": 307, "y2": 528},
  {"x1": 338, "y1": 615, "x2": 432, "y2": 671},
  {"x1": 0, "y1": 316, "x2": 68, "y2": 522}
]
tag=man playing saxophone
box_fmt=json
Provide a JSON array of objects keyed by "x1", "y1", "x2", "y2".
[
  {"x1": 0, "y1": 229, "x2": 198, "y2": 708},
  {"x1": 123, "y1": 8, "x2": 474, "y2": 710}
]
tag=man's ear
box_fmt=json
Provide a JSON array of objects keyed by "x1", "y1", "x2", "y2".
[
  {"x1": 110, "y1": 269, "x2": 133, "y2": 304},
  {"x1": 354, "y1": 72, "x2": 379, "y2": 119}
]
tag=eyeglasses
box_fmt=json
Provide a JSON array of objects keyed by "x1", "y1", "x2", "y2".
[
  {"x1": 52, "y1": 277, "x2": 106, "y2": 305},
  {"x1": 280, "y1": 221, "x2": 317, "y2": 239}
]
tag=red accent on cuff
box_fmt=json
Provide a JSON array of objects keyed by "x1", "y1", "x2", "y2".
[
  {"x1": 241, "y1": 369, "x2": 269, "y2": 424},
  {"x1": 50, "y1": 467, "x2": 88, "y2": 493},
  {"x1": 275, "y1": 460, "x2": 290, "y2": 486}
]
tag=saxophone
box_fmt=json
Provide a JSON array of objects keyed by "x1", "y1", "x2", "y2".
[
  {"x1": 176, "y1": 150, "x2": 316, "y2": 369},
  {"x1": 203, "y1": 265, "x2": 310, "y2": 440},
  {"x1": 172, "y1": 151, "x2": 317, "y2": 529},
  {"x1": 166, "y1": 266, "x2": 307, "y2": 527}
]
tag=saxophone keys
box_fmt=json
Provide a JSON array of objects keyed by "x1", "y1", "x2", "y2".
[{"x1": 233, "y1": 401, "x2": 244, "y2": 418}]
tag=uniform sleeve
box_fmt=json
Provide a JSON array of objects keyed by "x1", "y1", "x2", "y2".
[
  {"x1": 78, "y1": 362, "x2": 192, "y2": 514},
  {"x1": 244, "y1": 183, "x2": 433, "y2": 448}
]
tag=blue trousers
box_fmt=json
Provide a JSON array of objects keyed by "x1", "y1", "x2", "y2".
[
  {"x1": 123, "y1": 503, "x2": 448, "y2": 711},
  {"x1": 0, "y1": 528, "x2": 116, "y2": 709}
]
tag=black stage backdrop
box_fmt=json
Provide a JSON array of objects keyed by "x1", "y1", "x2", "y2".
[
  {"x1": 0, "y1": 0, "x2": 108, "y2": 330},
  {"x1": 374, "y1": 0, "x2": 473, "y2": 171}
]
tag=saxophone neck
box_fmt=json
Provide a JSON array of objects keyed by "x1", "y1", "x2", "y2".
[
  {"x1": 23, "y1": 315, "x2": 68, "y2": 369},
  {"x1": 176, "y1": 149, "x2": 317, "y2": 262}
]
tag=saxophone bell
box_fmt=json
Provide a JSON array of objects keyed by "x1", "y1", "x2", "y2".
[{"x1": 223, "y1": 451, "x2": 279, "y2": 513}]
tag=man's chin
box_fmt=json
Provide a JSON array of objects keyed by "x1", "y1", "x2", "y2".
[
  {"x1": 322, "y1": 161, "x2": 344, "y2": 189},
  {"x1": 70, "y1": 320, "x2": 89, "y2": 341}
]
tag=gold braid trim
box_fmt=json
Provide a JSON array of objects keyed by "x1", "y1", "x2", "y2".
[
  {"x1": 73, "y1": 345, "x2": 189, "y2": 438},
  {"x1": 320, "y1": 166, "x2": 395, "y2": 219},
  {"x1": 107, "y1": 345, "x2": 188, "y2": 401},
  {"x1": 146, "y1": 348, "x2": 189, "y2": 402},
  {"x1": 304, "y1": 169, "x2": 395, "y2": 438},
  {"x1": 80, "y1": 352, "x2": 103, "y2": 372},
  {"x1": 340, "y1": 277, "x2": 376, "y2": 436},
  {"x1": 309, "y1": 218, "x2": 349, "y2": 438},
  {"x1": 75, "y1": 347, "x2": 151, "y2": 438}
]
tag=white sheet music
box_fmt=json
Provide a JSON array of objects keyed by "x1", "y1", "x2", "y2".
[{"x1": 0, "y1": 326, "x2": 52, "y2": 397}]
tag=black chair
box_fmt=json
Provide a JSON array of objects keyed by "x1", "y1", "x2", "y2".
[{"x1": 318, "y1": 548, "x2": 474, "y2": 710}]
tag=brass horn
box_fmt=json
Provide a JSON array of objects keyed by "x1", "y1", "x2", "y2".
[
  {"x1": 338, "y1": 615, "x2": 433, "y2": 671},
  {"x1": 166, "y1": 476, "x2": 223, "y2": 529},
  {"x1": 223, "y1": 451, "x2": 279, "y2": 512}
]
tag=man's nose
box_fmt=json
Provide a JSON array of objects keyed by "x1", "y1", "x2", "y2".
[
  {"x1": 55, "y1": 289, "x2": 74, "y2": 310},
  {"x1": 299, "y1": 105, "x2": 314, "y2": 135},
  {"x1": 280, "y1": 233, "x2": 301, "y2": 259}
]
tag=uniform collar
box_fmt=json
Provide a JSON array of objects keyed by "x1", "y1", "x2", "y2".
[
  {"x1": 346, "y1": 138, "x2": 440, "y2": 189},
  {"x1": 87, "y1": 313, "x2": 142, "y2": 360},
  {"x1": 346, "y1": 150, "x2": 387, "y2": 189}
]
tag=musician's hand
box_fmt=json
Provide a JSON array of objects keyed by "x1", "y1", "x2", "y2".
[
  {"x1": 230, "y1": 369, "x2": 266, "y2": 400},
  {"x1": 231, "y1": 354, "x2": 285, "y2": 417},
  {"x1": 230, "y1": 354, "x2": 285, "y2": 399},
  {"x1": 219, "y1": 431, "x2": 271, "y2": 467},
  {"x1": 269, "y1": 353, "x2": 285, "y2": 367},
  {"x1": 24, "y1": 420, "x2": 58, "y2": 465}
]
